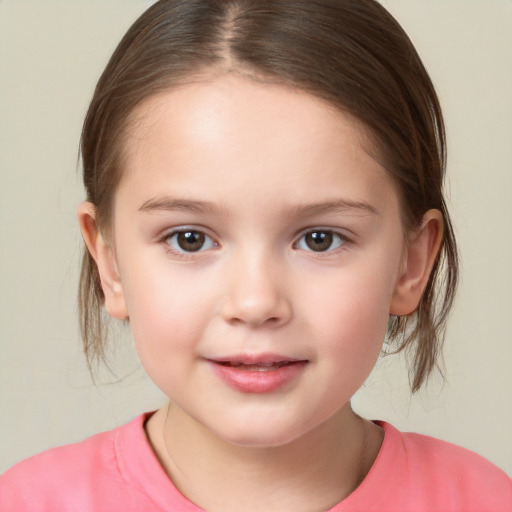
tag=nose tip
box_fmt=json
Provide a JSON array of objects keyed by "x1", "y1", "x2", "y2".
[
  {"x1": 224, "y1": 300, "x2": 287, "y2": 328},
  {"x1": 221, "y1": 263, "x2": 292, "y2": 328}
]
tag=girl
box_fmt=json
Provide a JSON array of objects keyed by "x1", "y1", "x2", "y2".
[{"x1": 1, "y1": 1, "x2": 511, "y2": 510}]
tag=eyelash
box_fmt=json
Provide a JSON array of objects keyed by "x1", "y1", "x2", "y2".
[
  {"x1": 294, "y1": 230, "x2": 347, "y2": 253},
  {"x1": 162, "y1": 228, "x2": 218, "y2": 256},
  {"x1": 160, "y1": 228, "x2": 349, "y2": 257}
]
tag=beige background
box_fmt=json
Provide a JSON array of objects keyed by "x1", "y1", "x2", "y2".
[{"x1": 1, "y1": 1, "x2": 511, "y2": 475}]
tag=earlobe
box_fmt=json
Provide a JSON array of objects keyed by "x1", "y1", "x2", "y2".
[
  {"x1": 390, "y1": 209, "x2": 444, "y2": 316},
  {"x1": 77, "y1": 202, "x2": 129, "y2": 320}
]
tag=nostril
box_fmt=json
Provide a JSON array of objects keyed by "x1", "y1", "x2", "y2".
[
  {"x1": 228, "y1": 315, "x2": 281, "y2": 328},
  {"x1": 223, "y1": 304, "x2": 292, "y2": 328},
  {"x1": 220, "y1": 267, "x2": 292, "y2": 327}
]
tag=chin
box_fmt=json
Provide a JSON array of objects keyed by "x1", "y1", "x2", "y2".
[
  {"x1": 222, "y1": 431, "x2": 299, "y2": 449},
  {"x1": 210, "y1": 416, "x2": 314, "y2": 449}
]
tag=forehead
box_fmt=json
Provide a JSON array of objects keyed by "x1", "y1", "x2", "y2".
[
  {"x1": 116, "y1": 75, "x2": 398, "y2": 216},
  {"x1": 123, "y1": 74, "x2": 375, "y2": 161}
]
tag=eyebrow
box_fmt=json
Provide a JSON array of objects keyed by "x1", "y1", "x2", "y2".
[
  {"x1": 138, "y1": 196, "x2": 380, "y2": 217},
  {"x1": 138, "y1": 196, "x2": 379, "y2": 218},
  {"x1": 288, "y1": 199, "x2": 379, "y2": 218},
  {"x1": 138, "y1": 197, "x2": 222, "y2": 214}
]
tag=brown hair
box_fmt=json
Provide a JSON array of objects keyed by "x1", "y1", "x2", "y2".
[{"x1": 79, "y1": 0, "x2": 458, "y2": 391}]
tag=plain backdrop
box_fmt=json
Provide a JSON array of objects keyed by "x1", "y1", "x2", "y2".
[{"x1": 1, "y1": 1, "x2": 511, "y2": 475}]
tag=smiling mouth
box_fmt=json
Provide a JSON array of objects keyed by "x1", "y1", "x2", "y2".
[
  {"x1": 216, "y1": 361, "x2": 300, "y2": 371},
  {"x1": 209, "y1": 357, "x2": 308, "y2": 393}
]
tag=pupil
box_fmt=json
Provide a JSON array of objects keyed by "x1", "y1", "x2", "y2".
[
  {"x1": 178, "y1": 231, "x2": 204, "y2": 252},
  {"x1": 306, "y1": 231, "x2": 332, "y2": 252}
]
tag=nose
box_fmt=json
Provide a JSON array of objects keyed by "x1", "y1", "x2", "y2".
[{"x1": 221, "y1": 251, "x2": 292, "y2": 328}]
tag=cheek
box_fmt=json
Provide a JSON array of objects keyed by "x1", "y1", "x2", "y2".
[
  {"x1": 302, "y1": 255, "x2": 400, "y2": 368},
  {"x1": 316, "y1": 297, "x2": 389, "y2": 416},
  {"x1": 320, "y1": 291, "x2": 389, "y2": 367},
  {"x1": 307, "y1": 258, "x2": 397, "y2": 327},
  {"x1": 119, "y1": 259, "x2": 216, "y2": 370}
]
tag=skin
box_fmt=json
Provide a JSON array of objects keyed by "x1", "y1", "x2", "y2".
[{"x1": 79, "y1": 75, "x2": 443, "y2": 512}]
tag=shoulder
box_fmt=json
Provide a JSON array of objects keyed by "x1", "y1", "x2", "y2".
[
  {"x1": 0, "y1": 414, "x2": 154, "y2": 512},
  {"x1": 397, "y1": 425, "x2": 510, "y2": 483},
  {"x1": 378, "y1": 422, "x2": 512, "y2": 511},
  {"x1": 3, "y1": 424, "x2": 116, "y2": 477}
]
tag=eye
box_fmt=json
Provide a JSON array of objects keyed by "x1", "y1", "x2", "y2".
[
  {"x1": 165, "y1": 229, "x2": 216, "y2": 253},
  {"x1": 296, "y1": 230, "x2": 345, "y2": 252}
]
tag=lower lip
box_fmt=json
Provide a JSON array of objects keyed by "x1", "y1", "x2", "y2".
[{"x1": 209, "y1": 361, "x2": 307, "y2": 394}]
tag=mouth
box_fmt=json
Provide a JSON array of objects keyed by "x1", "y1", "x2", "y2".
[
  {"x1": 207, "y1": 356, "x2": 308, "y2": 393},
  {"x1": 215, "y1": 360, "x2": 302, "y2": 371},
  {"x1": 210, "y1": 353, "x2": 308, "y2": 370}
]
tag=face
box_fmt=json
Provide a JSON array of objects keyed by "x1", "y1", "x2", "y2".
[{"x1": 101, "y1": 75, "x2": 410, "y2": 447}]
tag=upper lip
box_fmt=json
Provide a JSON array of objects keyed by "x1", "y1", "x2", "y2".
[{"x1": 207, "y1": 353, "x2": 308, "y2": 365}]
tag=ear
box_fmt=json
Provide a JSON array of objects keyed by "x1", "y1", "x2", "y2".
[
  {"x1": 390, "y1": 209, "x2": 444, "y2": 316},
  {"x1": 77, "y1": 202, "x2": 129, "y2": 320}
]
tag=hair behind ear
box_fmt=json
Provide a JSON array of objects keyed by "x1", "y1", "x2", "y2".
[
  {"x1": 78, "y1": 248, "x2": 109, "y2": 372},
  {"x1": 387, "y1": 204, "x2": 458, "y2": 392},
  {"x1": 77, "y1": 202, "x2": 129, "y2": 373}
]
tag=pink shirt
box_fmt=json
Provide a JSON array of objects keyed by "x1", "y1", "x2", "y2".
[{"x1": 1, "y1": 413, "x2": 511, "y2": 511}]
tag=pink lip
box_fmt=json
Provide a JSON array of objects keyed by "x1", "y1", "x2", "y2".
[{"x1": 207, "y1": 354, "x2": 308, "y2": 394}]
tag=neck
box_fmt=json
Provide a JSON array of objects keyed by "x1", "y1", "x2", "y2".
[{"x1": 145, "y1": 403, "x2": 383, "y2": 512}]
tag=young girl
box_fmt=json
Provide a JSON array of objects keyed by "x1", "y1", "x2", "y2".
[{"x1": 1, "y1": 0, "x2": 511, "y2": 510}]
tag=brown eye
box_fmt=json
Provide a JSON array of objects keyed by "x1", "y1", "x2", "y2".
[
  {"x1": 166, "y1": 230, "x2": 215, "y2": 253},
  {"x1": 297, "y1": 230, "x2": 345, "y2": 252},
  {"x1": 177, "y1": 231, "x2": 204, "y2": 251}
]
